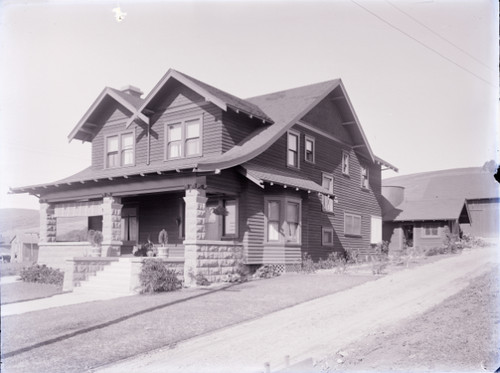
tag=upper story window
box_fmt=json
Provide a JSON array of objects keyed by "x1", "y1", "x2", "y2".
[
  {"x1": 166, "y1": 117, "x2": 202, "y2": 160},
  {"x1": 321, "y1": 173, "x2": 334, "y2": 213},
  {"x1": 342, "y1": 151, "x2": 350, "y2": 175},
  {"x1": 265, "y1": 197, "x2": 302, "y2": 244},
  {"x1": 304, "y1": 135, "x2": 315, "y2": 163},
  {"x1": 287, "y1": 131, "x2": 300, "y2": 168},
  {"x1": 345, "y1": 213, "x2": 362, "y2": 237},
  {"x1": 106, "y1": 132, "x2": 134, "y2": 168},
  {"x1": 361, "y1": 164, "x2": 369, "y2": 189}
]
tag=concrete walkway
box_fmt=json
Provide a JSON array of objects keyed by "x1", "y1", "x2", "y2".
[
  {"x1": 1, "y1": 289, "x2": 135, "y2": 317},
  {"x1": 94, "y1": 248, "x2": 498, "y2": 373}
]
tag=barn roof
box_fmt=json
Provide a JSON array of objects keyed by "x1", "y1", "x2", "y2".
[{"x1": 383, "y1": 198, "x2": 470, "y2": 223}]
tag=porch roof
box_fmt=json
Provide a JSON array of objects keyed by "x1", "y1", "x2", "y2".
[{"x1": 239, "y1": 163, "x2": 333, "y2": 196}]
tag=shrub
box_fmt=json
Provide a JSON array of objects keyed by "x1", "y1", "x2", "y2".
[
  {"x1": 301, "y1": 252, "x2": 316, "y2": 274},
  {"x1": 194, "y1": 272, "x2": 211, "y2": 286},
  {"x1": 19, "y1": 264, "x2": 64, "y2": 286},
  {"x1": 139, "y1": 259, "x2": 182, "y2": 294}
]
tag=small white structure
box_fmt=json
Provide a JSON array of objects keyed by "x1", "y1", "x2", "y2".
[{"x1": 11, "y1": 233, "x2": 39, "y2": 263}]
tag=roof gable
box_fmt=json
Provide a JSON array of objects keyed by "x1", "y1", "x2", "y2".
[{"x1": 68, "y1": 87, "x2": 147, "y2": 142}]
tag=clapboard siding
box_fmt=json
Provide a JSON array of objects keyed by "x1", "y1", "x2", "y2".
[
  {"x1": 221, "y1": 111, "x2": 263, "y2": 153},
  {"x1": 206, "y1": 169, "x2": 243, "y2": 195}
]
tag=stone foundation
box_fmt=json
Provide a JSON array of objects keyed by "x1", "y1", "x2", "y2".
[
  {"x1": 184, "y1": 241, "x2": 244, "y2": 284},
  {"x1": 62, "y1": 257, "x2": 118, "y2": 291}
]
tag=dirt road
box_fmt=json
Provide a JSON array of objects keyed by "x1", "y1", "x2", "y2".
[{"x1": 95, "y1": 248, "x2": 498, "y2": 373}]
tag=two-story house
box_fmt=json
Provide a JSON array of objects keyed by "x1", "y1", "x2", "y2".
[{"x1": 11, "y1": 69, "x2": 397, "y2": 286}]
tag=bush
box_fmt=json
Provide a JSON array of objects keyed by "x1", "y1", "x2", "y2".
[
  {"x1": 194, "y1": 272, "x2": 210, "y2": 286},
  {"x1": 139, "y1": 259, "x2": 182, "y2": 294},
  {"x1": 19, "y1": 264, "x2": 64, "y2": 286},
  {"x1": 223, "y1": 262, "x2": 250, "y2": 283},
  {"x1": 301, "y1": 252, "x2": 316, "y2": 274}
]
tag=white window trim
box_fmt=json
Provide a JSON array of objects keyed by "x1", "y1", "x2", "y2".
[
  {"x1": 264, "y1": 196, "x2": 302, "y2": 244},
  {"x1": 422, "y1": 224, "x2": 440, "y2": 237},
  {"x1": 322, "y1": 227, "x2": 334, "y2": 246},
  {"x1": 344, "y1": 212, "x2": 362, "y2": 237},
  {"x1": 287, "y1": 130, "x2": 300, "y2": 169},
  {"x1": 361, "y1": 164, "x2": 370, "y2": 189},
  {"x1": 104, "y1": 129, "x2": 136, "y2": 169},
  {"x1": 321, "y1": 173, "x2": 334, "y2": 213},
  {"x1": 342, "y1": 150, "x2": 350, "y2": 176},
  {"x1": 304, "y1": 135, "x2": 315, "y2": 164},
  {"x1": 165, "y1": 115, "x2": 203, "y2": 160}
]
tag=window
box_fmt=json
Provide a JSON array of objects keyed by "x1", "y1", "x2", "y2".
[
  {"x1": 287, "y1": 131, "x2": 299, "y2": 168},
  {"x1": 265, "y1": 197, "x2": 302, "y2": 244},
  {"x1": 106, "y1": 132, "x2": 134, "y2": 168},
  {"x1": 204, "y1": 198, "x2": 239, "y2": 240},
  {"x1": 286, "y1": 201, "x2": 300, "y2": 243},
  {"x1": 267, "y1": 200, "x2": 281, "y2": 241},
  {"x1": 322, "y1": 227, "x2": 334, "y2": 246},
  {"x1": 370, "y1": 216, "x2": 382, "y2": 244},
  {"x1": 345, "y1": 213, "x2": 362, "y2": 236},
  {"x1": 342, "y1": 151, "x2": 350, "y2": 175},
  {"x1": 422, "y1": 224, "x2": 439, "y2": 237},
  {"x1": 166, "y1": 117, "x2": 202, "y2": 159},
  {"x1": 321, "y1": 174, "x2": 334, "y2": 213},
  {"x1": 361, "y1": 165, "x2": 369, "y2": 189},
  {"x1": 304, "y1": 136, "x2": 315, "y2": 163}
]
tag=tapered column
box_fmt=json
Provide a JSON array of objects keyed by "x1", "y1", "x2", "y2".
[
  {"x1": 40, "y1": 202, "x2": 56, "y2": 243},
  {"x1": 101, "y1": 195, "x2": 123, "y2": 257},
  {"x1": 183, "y1": 187, "x2": 207, "y2": 285}
]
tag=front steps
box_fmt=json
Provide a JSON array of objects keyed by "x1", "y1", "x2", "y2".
[{"x1": 73, "y1": 258, "x2": 136, "y2": 296}]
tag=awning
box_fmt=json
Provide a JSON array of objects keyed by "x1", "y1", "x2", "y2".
[{"x1": 238, "y1": 163, "x2": 333, "y2": 196}]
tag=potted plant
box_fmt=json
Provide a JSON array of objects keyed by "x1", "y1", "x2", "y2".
[
  {"x1": 87, "y1": 230, "x2": 103, "y2": 257},
  {"x1": 158, "y1": 229, "x2": 169, "y2": 258}
]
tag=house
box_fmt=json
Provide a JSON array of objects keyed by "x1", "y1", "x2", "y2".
[
  {"x1": 10, "y1": 232, "x2": 39, "y2": 263},
  {"x1": 10, "y1": 69, "x2": 397, "y2": 285},
  {"x1": 382, "y1": 167, "x2": 499, "y2": 253}
]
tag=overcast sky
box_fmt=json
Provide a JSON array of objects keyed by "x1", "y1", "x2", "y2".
[{"x1": 0, "y1": 0, "x2": 497, "y2": 210}]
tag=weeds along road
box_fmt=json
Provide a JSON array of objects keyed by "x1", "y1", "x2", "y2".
[{"x1": 95, "y1": 248, "x2": 498, "y2": 373}]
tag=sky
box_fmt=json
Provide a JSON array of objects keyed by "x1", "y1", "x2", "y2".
[{"x1": 0, "y1": 0, "x2": 498, "y2": 211}]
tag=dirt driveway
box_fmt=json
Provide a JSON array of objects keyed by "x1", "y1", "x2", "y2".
[{"x1": 95, "y1": 247, "x2": 498, "y2": 373}]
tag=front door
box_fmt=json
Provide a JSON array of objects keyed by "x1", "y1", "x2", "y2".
[{"x1": 121, "y1": 207, "x2": 139, "y2": 254}]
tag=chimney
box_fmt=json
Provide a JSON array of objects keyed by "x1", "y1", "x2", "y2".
[{"x1": 121, "y1": 85, "x2": 143, "y2": 98}]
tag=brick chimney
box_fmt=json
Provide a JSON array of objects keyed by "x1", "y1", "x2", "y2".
[{"x1": 121, "y1": 85, "x2": 143, "y2": 98}]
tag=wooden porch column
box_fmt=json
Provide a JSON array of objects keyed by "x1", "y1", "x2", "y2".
[
  {"x1": 183, "y1": 187, "x2": 207, "y2": 285},
  {"x1": 101, "y1": 195, "x2": 123, "y2": 257},
  {"x1": 40, "y1": 201, "x2": 56, "y2": 243}
]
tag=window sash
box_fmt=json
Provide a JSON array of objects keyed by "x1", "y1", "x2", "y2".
[
  {"x1": 287, "y1": 132, "x2": 299, "y2": 167},
  {"x1": 223, "y1": 199, "x2": 237, "y2": 236},
  {"x1": 322, "y1": 228, "x2": 333, "y2": 246},
  {"x1": 321, "y1": 174, "x2": 334, "y2": 212},
  {"x1": 423, "y1": 225, "x2": 439, "y2": 236},
  {"x1": 342, "y1": 151, "x2": 350, "y2": 175},
  {"x1": 166, "y1": 119, "x2": 202, "y2": 159},
  {"x1": 107, "y1": 133, "x2": 133, "y2": 168},
  {"x1": 305, "y1": 137, "x2": 314, "y2": 163},
  {"x1": 267, "y1": 200, "x2": 281, "y2": 242},
  {"x1": 345, "y1": 214, "x2": 361, "y2": 236},
  {"x1": 361, "y1": 165, "x2": 369, "y2": 188}
]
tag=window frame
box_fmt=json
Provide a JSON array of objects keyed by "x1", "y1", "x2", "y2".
[
  {"x1": 304, "y1": 135, "x2": 315, "y2": 164},
  {"x1": 322, "y1": 227, "x2": 334, "y2": 246},
  {"x1": 422, "y1": 224, "x2": 439, "y2": 237},
  {"x1": 342, "y1": 150, "x2": 350, "y2": 176},
  {"x1": 203, "y1": 197, "x2": 239, "y2": 240},
  {"x1": 321, "y1": 173, "x2": 334, "y2": 213},
  {"x1": 361, "y1": 164, "x2": 370, "y2": 189},
  {"x1": 165, "y1": 115, "x2": 203, "y2": 160},
  {"x1": 287, "y1": 130, "x2": 300, "y2": 169},
  {"x1": 264, "y1": 196, "x2": 302, "y2": 244},
  {"x1": 344, "y1": 212, "x2": 362, "y2": 237},
  {"x1": 105, "y1": 130, "x2": 135, "y2": 169}
]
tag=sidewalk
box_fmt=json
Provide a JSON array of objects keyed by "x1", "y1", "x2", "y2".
[
  {"x1": 1, "y1": 289, "x2": 135, "y2": 317},
  {"x1": 94, "y1": 248, "x2": 498, "y2": 373}
]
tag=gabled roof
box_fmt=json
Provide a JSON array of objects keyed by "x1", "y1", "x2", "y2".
[
  {"x1": 68, "y1": 87, "x2": 147, "y2": 142},
  {"x1": 383, "y1": 198, "x2": 470, "y2": 223},
  {"x1": 125, "y1": 69, "x2": 273, "y2": 128},
  {"x1": 239, "y1": 163, "x2": 333, "y2": 196},
  {"x1": 10, "y1": 232, "x2": 39, "y2": 244},
  {"x1": 383, "y1": 167, "x2": 500, "y2": 201}
]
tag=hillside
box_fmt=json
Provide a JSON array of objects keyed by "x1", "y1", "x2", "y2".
[{"x1": 0, "y1": 209, "x2": 39, "y2": 236}]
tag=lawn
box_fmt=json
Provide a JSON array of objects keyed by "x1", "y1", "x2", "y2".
[
  {"x1": 318, "y1": 266, "x2": 500, "y2": 372},
  {"x1": 1, "y1": 271, "x2": 375, "y2": 373},
  {"x1": 1, "y1": 282, "x2": 63, "y2": 305}
]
